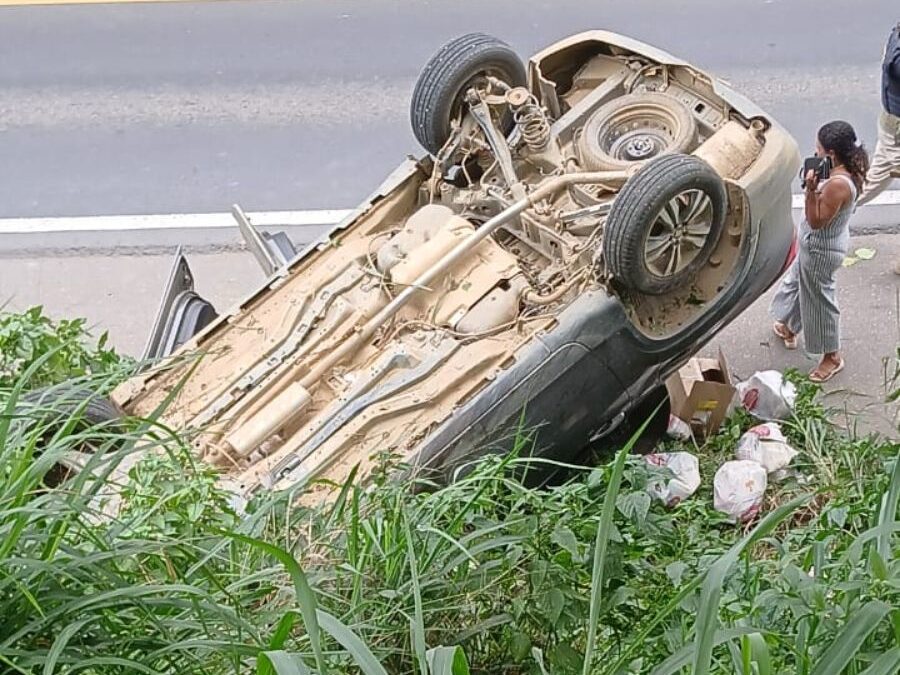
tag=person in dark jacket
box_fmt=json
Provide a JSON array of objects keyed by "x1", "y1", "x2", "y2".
[{"x1": 857, "y1": 23, "x2": 900, "y2": 273}]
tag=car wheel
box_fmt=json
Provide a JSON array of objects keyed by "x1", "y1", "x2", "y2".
[
  {"x1": 19, "y1": 383, "x2": 124, "y2": 427},
  {"x1": 579, "y1": 92, "x2": 698, "y2": 171},
  {"x1": 410, "y1": 33, "x2": 526, "y2": 155},
  {"x1": 16, "y1": 383, "x2": 125, "y2": 485},
  {"x1": 603, "y1": 154, "x2": 727, "y2": 295}
]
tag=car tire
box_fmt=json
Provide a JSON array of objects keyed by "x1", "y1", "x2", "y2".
[
  {"x1": 579, "y1": 92, "x2": 698, "y2": 171},
  {"x1": 15, "y1": 383, "x2": 125, "y2": 446},
  {"x1": 16, "y1": 383, "x2": 125, "y2": 486},
  {"x1": 603, "y1": 154, "x2": 727, "y2": 295},
  {"x1": 17, "y1": 383, "x2": 123, "y2": 435},
  {"x1": 410, "y1": 33, "x2": 526, "y2": 155}
]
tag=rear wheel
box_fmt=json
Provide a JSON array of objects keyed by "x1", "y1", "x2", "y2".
[
  {"x1": 603, "y1": 154, "x2": 727, "y2": 295},
  {"x1": 410, "y1": 33, "x2": 526, "y2": 155}
]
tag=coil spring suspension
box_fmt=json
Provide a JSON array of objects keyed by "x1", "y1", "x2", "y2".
[{"x1": 508, "y1": 88, "x2": 550, "y2": 151}]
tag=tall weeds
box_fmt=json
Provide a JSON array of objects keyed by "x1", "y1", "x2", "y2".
[{"x1": 0, "y1": 309, "x2": 897, "y2": 673}]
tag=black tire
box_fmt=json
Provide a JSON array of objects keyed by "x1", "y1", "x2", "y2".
[
  {"x1": 17, "y1": 383, "x2": 124, "y2": 432},
  {"x1": 410, "y1": 33, "x2": 526, "y2": 155},
  {"x1": 15, "y1": 384, "x2": 125, "y2": 486},
  {"x1": 603, "y1": 154, "x2": 727, "y2": 295}
]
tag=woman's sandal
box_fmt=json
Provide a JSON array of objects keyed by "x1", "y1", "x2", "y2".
[
  {"x1": 772, "y1": 322, "x2": 798, "y2": 350},
  {"x1": 809, "y1": 358, "x2": 845, "y2": 384}
]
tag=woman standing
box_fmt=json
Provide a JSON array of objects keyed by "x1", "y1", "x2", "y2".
[{"x1": 770, "y1": 121, "x2": 870, "y2": 383}]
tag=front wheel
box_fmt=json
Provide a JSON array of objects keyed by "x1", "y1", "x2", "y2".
[
  {"x1": 603, "y1": 154, "x2": 727, "y2": 295},
  {"x1": 15, "y1": 383, "x2": 125, "y2": 486}
]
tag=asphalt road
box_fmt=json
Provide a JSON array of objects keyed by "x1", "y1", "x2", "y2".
[{"x1": 1, "y1": 0, "x2": 898, "y2": 217}]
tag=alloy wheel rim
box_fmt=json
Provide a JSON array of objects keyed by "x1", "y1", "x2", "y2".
[{"x1": 643, "y1": 188, "x2": 713, "y2": 277}]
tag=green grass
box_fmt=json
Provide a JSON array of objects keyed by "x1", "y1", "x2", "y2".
[
  {"x1": 0, "y1": 307, "x2": 897, "y2": 674},
  {"x1": 0, "y1": 306, "x2": 130, "y2": 391}
]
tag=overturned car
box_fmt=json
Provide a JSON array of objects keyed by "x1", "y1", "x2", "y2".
[{"x1": 83, "y1": 31, "x2": 798, "y2": 501}]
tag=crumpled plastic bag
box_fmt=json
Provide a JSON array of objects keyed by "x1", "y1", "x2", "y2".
[
  {"x1": 645, "y1": 452, "x2": 701, "y2": 507},
  {"x1": 736, "y1": 371, "x2": 797, "y2": 421},
  {"x1": 735, "y1": 422, "x2": 798, "y2": 473},
  {"x1": 666, "y1": 414, "x2": 692, "y2": 441},
  {"x1": 714, "y1": 460, "x2": 767, "y2": 523}
]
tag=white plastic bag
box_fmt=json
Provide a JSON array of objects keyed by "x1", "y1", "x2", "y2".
[
  {"x1": 714, "y1": 460, "x2": 767, "y2": 522},
  {"x1": 645, "y1": 452, "x2": 701, "y2": 507},
  {"x1": 736, "y1": 371, "x2": 797, "y2": 421},
  {"x1": 666, "y1": 414, "x2": 692, "y2": 441},
  {"x1": 735, "y1": 423, "x2": 798, "y2": 473}
]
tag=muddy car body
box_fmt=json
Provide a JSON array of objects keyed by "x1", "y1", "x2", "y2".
[{"x1": 105, "y1": 31, "x2": 800, "y2": 501}]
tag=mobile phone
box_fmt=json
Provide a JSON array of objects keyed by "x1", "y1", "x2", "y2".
[{"x1": 800, "y1": 156, "x2": 832, "y2": 189}]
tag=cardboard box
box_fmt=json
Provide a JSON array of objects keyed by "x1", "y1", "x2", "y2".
[{"x1": 665, "y1": 349, "x2": 736, "y2": 437}]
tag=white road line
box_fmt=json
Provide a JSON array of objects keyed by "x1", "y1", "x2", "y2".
[
  {"x1": 1, "y1": 191, "x2": 898, "y2": 236},
  {"x1": 791, "y1": 190, "x2": 900, "y2": 208},
  {"x1": 0, "y1": 209, "x2": 353, "y2": 235}
]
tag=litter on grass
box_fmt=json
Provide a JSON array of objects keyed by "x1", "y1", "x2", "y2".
[
  {"x1": 714, "y1": 460, "x2": 768, "y2": 523},
  {"x1": 735, "y1": 422, "x2": 798, "y2": 473},
  {"x1": 666, "y1": 414, "x2": 692, "y2": 441},
  {"x1": 736, "y1": 370, "x2": 797, "y2": 421},
  {"x1": 645, "y1": 452, "x2": 701, "y2": 507}
]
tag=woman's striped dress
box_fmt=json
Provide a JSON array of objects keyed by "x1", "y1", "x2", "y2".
[{"x1": 769, "y1": 174, "x2": 857, "y2": 355}]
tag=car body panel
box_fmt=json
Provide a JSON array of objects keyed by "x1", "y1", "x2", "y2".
[
  {"x1": 528, "y1": 30, "x2": 780, "y2": 122},
  {"x1": 141, "y1": 248, "x2": 218, "y2": 362}
]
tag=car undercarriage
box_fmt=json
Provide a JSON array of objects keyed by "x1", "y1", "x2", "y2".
[{"x1": 104, "y1": 31, "x2": 799, "y2": 503}]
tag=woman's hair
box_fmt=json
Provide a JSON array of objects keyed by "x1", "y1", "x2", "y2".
[{"x1": 817, "y1": 120, "x2": 870, "y2": 193}]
